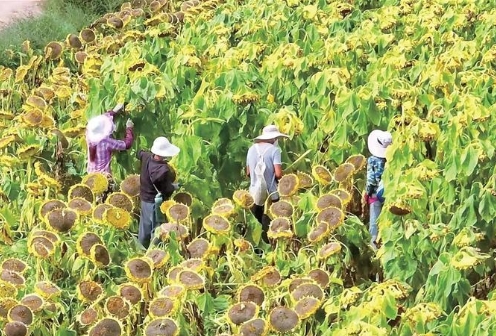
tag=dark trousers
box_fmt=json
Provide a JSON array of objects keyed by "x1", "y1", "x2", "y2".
[{"x1": 252, "y1": 198, "x2": 279, "y2": 244}]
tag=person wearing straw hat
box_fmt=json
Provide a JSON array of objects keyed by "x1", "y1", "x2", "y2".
[
  {"x1": 86, "y1": 103, "x2": 134, "y2": 175},
  {"x1": 365, "y1": 129, "x2": 393, "y2": 250},
  {"x1": 246, "y1": 125, "x2": 289, "y2": 243},
  {"x1": 137, "y1": 136, "x2": 181, "y2": 249}
]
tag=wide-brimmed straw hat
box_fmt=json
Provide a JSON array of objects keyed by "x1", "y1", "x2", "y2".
[
  {"x1": 254, "y1": 125, "x2": 289, "y2": 141},
  {"x1": 86, "y1": 115, "x2": 114, "y2": 144},
  {"x1": 151, "y1": 137, "x2": 180, "y2": 157},
  {"x1": 367, "y1": 130, "x2": 393, "y2": 158}
]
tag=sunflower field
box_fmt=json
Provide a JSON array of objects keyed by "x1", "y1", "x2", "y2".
[{"x1": 0, "y1": 0, "x2": 495, "y2": 334}]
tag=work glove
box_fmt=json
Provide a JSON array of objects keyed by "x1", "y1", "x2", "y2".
[
  {"x1": 126, "y1": 118, "x2": 134, "y2": 128},
  {"x1": 113, "y1": 103, "x2": 125, "y2": 113},
  {"x1": 172, "y1": 183, "x2": 181, "y2": 190}
]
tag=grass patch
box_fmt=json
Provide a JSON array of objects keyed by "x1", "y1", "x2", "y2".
[{"x1": 0, "y1": 0, "x2": 126, "y2": 68}]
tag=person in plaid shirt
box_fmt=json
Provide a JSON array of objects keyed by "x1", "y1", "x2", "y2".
[
  {"x1": 364, "y1": 129, "x2": 392, "y2": 250},
  {"x1": 86, "y1": 103, "x2": 135, "y2": 175}
]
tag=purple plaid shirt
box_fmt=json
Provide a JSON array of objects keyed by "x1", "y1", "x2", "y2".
[{"x1": 87, "y1": 111, "x2": 134, "y2": 175}]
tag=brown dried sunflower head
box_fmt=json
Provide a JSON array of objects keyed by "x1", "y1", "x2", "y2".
[
  {"x1": 329, "y1": 189, "x2": 352, "y2": 206},
  {"x1": 176, "y1": 270, "x2": 205, "y2": 290},
  {"x1": 268, "y1": 200, "x2": 293, "y2": 219},
  {"x1": 333, "y1": 163, "x2": 355, "y2": 182},
  {"x1": 311, "y1": 165, "x2": 332, "y2": 185},
  {"x1": 159, "y1": 284, "x2": 186, "y2": 299},
  {"x1": 318, "y1": 242, "x2": 342, "y2": 260},
  {"x1": 77, "y1": 280, "x2": 103, "y2": 302},
  {"x1": 308, "y1": 269, "x2": 330, "y2": 288},
  {"x1": 267, "y1": 217, "x2": 293, "y2": 240},
  {"x1": 290, "y1": 282, "x2": 324, "y2": 301},
  {"x1": 149, "y1": 297, "x2": 177, "y2": 318},
  {"x1": 105, "y1": 295, "x2": 131, "y2": 319},
  {"x1": 90, "y1": 244, "x2": 111, "y2": 268},
  {"x1": 118, "y1": 283, "x2": 142, "y2": 305},
  {"x1": 268, "y1": 307, "x2": 299, "y2": 333},
  {"x1": 1, "y1": 271, "x2": 25, "y2": 288},
  {"x1": 158, "y1": 223, "x2": 189, "y2": 241},
  {"x1": 203, "y1": 214, "x2": 231, "y2": 234},
  {"x1": 166, "y1": 203, "x2": 190, "y2": 222},
  {"x1": 345, "y1": 154, "x2": 366, "y2": 171},
  {"x1": 7, "y1": 304, "x2": 33, "y2": 325},
  {"x1": 68, "y1": 184, "x2": 94, "y2": 203},
  {"x1": 233, "y1": 190, "x2": 254, "y2": 209},
  {"x1": 251, "y1": 266, "x2": 281, "y2": 287},
  {"x1": 88, "y1": 318, "x2": 122, "y2": 336},
  {"x1": 316, "y1": 194, "x2": 342, "y2": 211},
  {"x1": 294, "y1": 296, "x2": 321, "y2": 320},
  {"x1": 124, "y1": 257, "x2": 153, "y2": 283},
  {"x1": 296, "y1": 171, "x2": 314, "y2": 189},
  {"x1": 288, "y1": 278, "x2": 313, "y2": 293},
  {"x1": 227, "y1": 301, "x2": 259, "y2": 326},
  {"x1": 1, "y1": 259, "x2": 28, "y2": 274},
  {"x1": 278, "y1": 174, "x2": 300, "y2": 197},
  {"x1": 34, "y1": 281, "x2": 60, "y2": 299},
  {"x1": 316, "y1": 206, "x2": 344, "y2": 232},
  {"x1": 173, "y1": 192, "x2": 193, "y2": 206},
  {"x1": 120, "y1": 174, "x2": 140, "y2": 197},
  {"x1": 144, "y1": 318, "x2": 178, "y2": 336},
  {"x1": 68, "y1": 197, "x2": 93, "y2": 215},
  {"x1": 20, "y1": 294, "x2": 44, "y2": 313},
  {"x1": 238, "y1": 284, "x2": 265, "y2": 306},
  {"x1": 307, "y1": 222, "x2": 330, "y2": 243},
  {"x1": 146, "y1": 249, "x2": 169, "y2": 269},
  {"x1": 77, "y1": 306, "x2": 98, "y2": 326},
  {"x1": 45, "y1": 208, "x2": 78, "y2": 233},
  {"x1": 212, "y1": 203, "x2": 235, "y2": 218},
  {"x1": 0, "y1": 298, "x2": 17, "y2": 320},
  {"x1": 186, "y1": 238, "x2": 210, "y2": 259},
  {"x1": 93, "y1": 204, "x2": 113, "y2": 224},
  {"x1": 76, "y1": 232, "x2": 103, "y2": 258},
  {"x1": 239, "y1": 318, "x2": 268, "y2": 336},
  {"x1": 106, "y1": 192, "x2": 134, "y2": 212},
  {"x1": 4, "y1": 321, "x2": 28, "y2": 336}
]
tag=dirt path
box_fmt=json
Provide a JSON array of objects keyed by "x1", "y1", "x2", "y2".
[{"x1": 0, "y1": 0, "x2": 44, "y2": 29}]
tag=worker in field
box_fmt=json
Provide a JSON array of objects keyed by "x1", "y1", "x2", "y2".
[
  {"x1": 364, "y1": 129, "x2": 392, "y2": 250},
  {"x1": 137, "y1": 136, "x2": 180, "y2": 249},
  {"x1": 247, "y1": 125, "x2": 289, "y2": 243},
  {"x1": 85, "y1": 103, "x2": 134, "y2": 197}
]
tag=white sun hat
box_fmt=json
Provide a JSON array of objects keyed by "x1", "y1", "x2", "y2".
[
  {"x1": 86, "y1": 115, "x2": 114, "y2": 144},
  {"x1": 367, "y1": 130, "x2": 393, "y2": 158},
  {"x1": 151, "y1": 137, "x2": 180, "y2": 157},
  {"x1": 254, "y1": 125, "x2": 289, "y2": 141}
]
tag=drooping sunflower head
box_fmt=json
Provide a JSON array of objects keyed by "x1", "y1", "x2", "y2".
[
  {"x1": 7, "y1": 304, "x2": 33, "y2": 325},
  {"x1": 45, "y1": 208, "x2": 78, "y2": 233},
  {"x1": 294, "y1": 296, "x2": 321, "y2": 320},
  {"x1": 227, "y1": 301, "x2": 259, "y2": 326},
  {"x1": 212, "y1": 202, "x2": 236, "y2": 218},
  {"x1": 318, "y1": 242, "x2": 342, "y2": 260},
  {"x1": 0, "y1": 135, "x2": 16, "y2": 150},
  {"x1": 212, "y1": 198, "x2": 233, "y2": 208},
  {"x1": 167, "y1": 203, "x2": 190, "y2": 222},
  {"x1": 159, "y1": 284, "x2": 186, "y2": 300},
  {"x1": 45, "y1": 41, "x2": 63, "y2": 60},
  {"x1": 146, "y1": 249, "x2": 169, "y2": 269},
  {"x1": 4, "y1": 321, "x2": 29, "y2": 336},
  {"x1": 251, "y1": 266, "x2": 281, "y2": 287},
  {"x1": 149, "y1": 297, "x2": 177, "y2": 318},
  {"x1": 316, "y1": 194, "x2": 342, "y2": 211},
  {"x1": 157, "y1": 223, "x2": 189, "y2": 241},
  {"x1": 267, "y1": 217, "x2": 293, "y2": 240},
  {"x1": 104, "y1": 207, "x2": 132, "y2": 230},
  {"x1": 268, "y1": 307, "x2": 299, "y2": 333},
  {"x1": 186, "y1": 238, "x2": 211, "y2": 259},
  {"x1": 1, "y1": 270, "x2": 25, "y2": 289},
  {"x1": 1, "y1": 259, "x2": 28, "y2": 274},
  {"x1": 76, "y1": 232, "x2": 103, "y2": 258},
  {"x1": 124, "y1": 257, "x2": 153, "y2": 283},
  {"x1": 333, "y1": 163, "x2": 356, "y2": 183},
  {"x1": 345, "y1": 154, "x2": 366, "y2": 171},
  {"x1": 80, "y1": 28, "x2": 96, "y2": 43},
  {"x1": 117, "y1": 282, "x2": 143, "y2": 305},
  {"x1": 68, "y1": 197, "x2": 93, "y2": 216},
  {"x1": 296, "y1": 171, "x2": 314, "y2": 189},
  {"x1": 311, "y1": 165, "x2": 333, "y2": 185},
  {"x1": 68, "y1": 184, "x2": 94, "y2": 203},
  {"x1": 268, "y1": 200, "x2": 293, "y2": 219},
  {"x1": 167, "y1": 265, "x2": 184, "y2": 283},
  {"x1": 21, "y1": 109, "x2": 43, "y2": 127},
  {"x1": 233, "y1": 190, "x2": 254, "y2": 209},
  {"x1": 77, "y1": 280, "x2": 103, "y2": 303},
  {"x1": 106, "y1": 192, "x2": 134, "y2": 212},
  {"x1": 179, "y1": 258, "x2": 204, "y2": 272},
  {"x1": 20, "y1": 294, "x2": 44, "y2": 313},
  {"x1": 27, "y1": 236, "x2": 55, "y2": 259},
  {"x1": 105, "y1": 295, "x2": 131, "y2": 319},
  {"x1": 290, "y1": 282, "x2": 324, "y2": 302},
  {"x1": 34, "y1": 281, "x2": 61, "y2": 300},
  {"x1": 177, "y1": 270, "x2": 205, "y2": 290},
  {"x1": 82, "y1": 173, "x2": 109, "y2": 195},
  {"x1": 203, "y1": 214, "x2": 231, "y2": 235},
  {"x1": 307, "y1": 222, "x2": 330, "y2": 244},
  {"x1": 329, "y1": 189, "x2": 352, "y2": 207},
  {"x1": 93, "y1": 204, "x2": 113, "y2": 224},
  {"x1": 0, "y1": 281, "x2": 17, "y2": 299},
  {"x1": 308, "y1": 269, "x2": 330, "y2": 288},
  {"x1": 0, "y1": 298, "x2": 17, "y2": 320},
  {"x1": 88, "y1": 318, "x2": 122, "y2": 336},
  {"x1": 120, "y1": 174, "x2": 140, "y2": 197},
  {"x1": 25, "y1": 95, "x2": 47, "y2": 109},
  {"x1": 77, "y1": 306, "x2": 98, "y2": 326},
  {"x1": 239, "y1": 318, "x2": 268, "y2": 336},
  {"x1": 90, "y1": 244, "x2": 111, "y2": 268},
  {"x1": 389, "y1": 201, "x2": 412, "y2": 216},
  {"x1": 17, "y1": 145, "x2": 41, "y2": 160},
  {"x1": 316, "y1": 206, "x2": 344, "y2": 232},
  {"x1": 173, "y1": 192, "x2": 193, "y2": 206},
  {"x1": 238, "y1": 284, "x2": 265, "y2": 306},
  {"x1": 144, "y1": 318, "x2": 179, "y2": 336},
  {"x1": 278, "y1": 174, "x2": 300, "y2": 197}
]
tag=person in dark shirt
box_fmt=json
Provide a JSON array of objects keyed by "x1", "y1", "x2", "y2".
[{"x1": 137, "y1": 136, "x2": 180, "y2": 248}]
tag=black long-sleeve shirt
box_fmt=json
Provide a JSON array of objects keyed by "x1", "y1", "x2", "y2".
[{"x1": 138, "y1": 150, "x2": 176, "y2": 203}]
